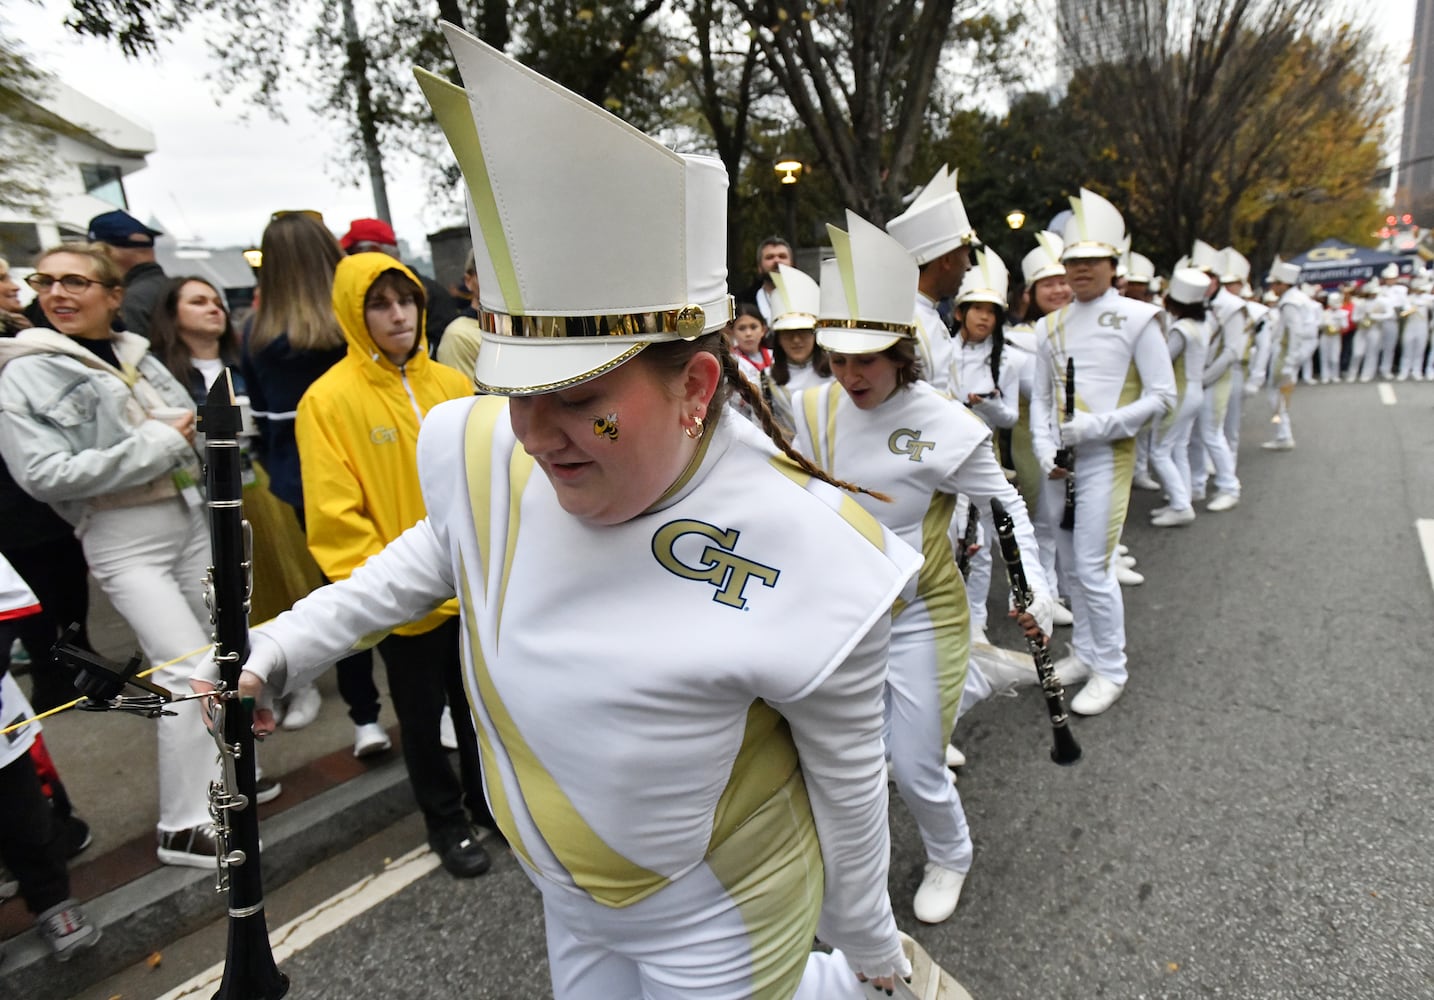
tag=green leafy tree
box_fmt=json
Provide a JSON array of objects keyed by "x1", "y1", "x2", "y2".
[{"x1": 0, "y1": 37, "x2": 58, "y2": 216}]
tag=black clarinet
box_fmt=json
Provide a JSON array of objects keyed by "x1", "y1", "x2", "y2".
[
  {"x1": 955, "y1": 502, "x2": 981, "y2": 578},
  {"x1": 1056, "y1": 357, "x2": 1077, "y2": 530},
  {"x1": 201, "y1": 371, "x2": 290, "y2": 1000},
  {"x1": 989, "y1": 498, "x2": 1082, "y2": 766}
]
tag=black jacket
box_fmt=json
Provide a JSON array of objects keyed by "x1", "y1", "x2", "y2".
[{"x1": 120, "y1": 261, "x2": 167, "y2": 338}]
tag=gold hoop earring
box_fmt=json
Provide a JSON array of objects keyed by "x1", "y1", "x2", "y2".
[{"x1": 684, "y1": 414, "x2": 704, "y2": 440}]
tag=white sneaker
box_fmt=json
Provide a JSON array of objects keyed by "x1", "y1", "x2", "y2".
[
  {"x1": 913, "y1": 863, "x2": 967, "y2": 923},
  {"x1": 1151, "y1": 507, "x2": 1196, "y2": 527},
  {"x1": 1206, "y1": 492, "x2": 1240, "y2": 512},
  {"x1": 1118, "y1": 554, "x2": 1138, "y2": 568},
  {"x1": 1149, "y1": 505, "x2": 1172, "y2": 518},
  {"x1": 440, "y1": 705, "x2": 458, "y2": 750},
  {"x1": 1132, "y1": 473, "x2": 1161, "y2": 491},
  {"x1": 1070, "y1": 675, "x2": 1125, "y2": 715},
  {"x1": 354, "y1": 722, "x2": 392, "y2": 758},
  {"x1": 280, "y1": 684, "x2": 322, "y2": 731},
  {"x1": 944, "y1": 743, "x2": 966, "y2": 768},
  {"x1": 1116, "y1": 565, "x2": 1144, "y2": 586},
  {"x1": 1115, "y1": 543, "x2": 1129, "y2": 556},
  {"x1": 1261, "y1": 439, "x2": 1295, "y2": 451},
  {"x1": 1051, "y1": 602, "x2": 1073, "y2": 627},
  {"x1": 1052, "y1": 653, "x2": 1091, "y2": 687}
]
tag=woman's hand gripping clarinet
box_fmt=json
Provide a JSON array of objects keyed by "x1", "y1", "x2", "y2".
[
  {"x1": 990, "y1": 498, "x2": 1082, "y2": 766},
  {"x1": 194, "y1": 371, "x2": 289, "y2": 1000}
]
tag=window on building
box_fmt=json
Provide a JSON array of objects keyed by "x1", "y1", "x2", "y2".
[{"x1": 79, "y1": 164, "x2": 127, "y2": 209}]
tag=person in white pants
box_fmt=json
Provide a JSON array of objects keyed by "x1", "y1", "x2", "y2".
[
  {"x1": 1377, "y1": 265, "x2": 1408, "y2": 379},
  {"x1": 1031, "y1": 189, "x2": 1176, "y2": 716},
  {"x1": 1319, "y1": 291, "x2": 1347, "y2": 383},
  {"x1": 1358, "y1": 279, "x2": 1395, "y2": 381},
  {"x1": 1397, "y1": 279, "x2": 1430, "y2": 381},
  {"x1": 1187, "y1": 244, "x2": 1246, "y2": 511},
  {"x1": 1248, "y1": 261, "x2": 1318, "y2": 449},
  {"x1": 1148, "y1": 268, "x2": 1210, "y2": 527}
]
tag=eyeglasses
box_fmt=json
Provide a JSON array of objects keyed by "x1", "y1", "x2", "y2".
[{"x1": 24, "y1": 273, "x2": 117, "y2": 293}]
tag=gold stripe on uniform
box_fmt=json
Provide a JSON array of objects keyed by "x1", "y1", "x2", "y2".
[
  {"x1": 1105, "y1": 361, "x2": 1143, "y2": 561},
  {"x1": 914, "y1": 491, "x2": 968, "y2": 744}
]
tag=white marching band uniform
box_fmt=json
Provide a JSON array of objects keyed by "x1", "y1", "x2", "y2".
[
  {"x1": 1320, "y1": 294, "x2": 1347, "y2": 383},
  {"x1": 1032, "y1": 272, "x2": 1176, "y2": 687},
  {"x1": 1249, "y1": 268, "x2": 1318, "y2": 448},
  {"x1": 1188, "y1": 275, "x2": 1247, "y2": 503},
  {"x1": 1357, "y1": 281, "x2": 1395, "y2": 381},
  {"x1": 1376, "y1": 269, "x2": 1407, "y2": 379},
  {"x1": 914, "y1": 292, "x2": 956, "y2": 394},
  {"x1": 1149, "y1": 271, "x2": 1209, "y2": 519},
  {"x1": 1398, "y1": 282, "x2": 1430, "y2": 381}
]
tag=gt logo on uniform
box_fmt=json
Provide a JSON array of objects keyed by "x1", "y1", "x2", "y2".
[
  {"x1": 888, "y1": 428, "x2": 935, "y2": 462},
  {"x1": 1097, "y1": 311, "x2": 1126, "y2": 330},
  {"x1": 370, "y1": 426, "x2": 399, "y2": 444},
  {"x1": 652, "y1": 519, "x2": 780, "y2": 609}
]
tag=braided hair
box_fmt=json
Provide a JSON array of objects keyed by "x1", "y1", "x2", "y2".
[{"x1": 642, "y1": 332, "x2": 891, "y2": 502}]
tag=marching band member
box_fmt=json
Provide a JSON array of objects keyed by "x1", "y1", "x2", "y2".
[
  {"x1": 767, "y1": 264, "x2": 832, "y2": 393},
  {"x1": 1031, "y1": 189, "x2": 1176, "y2": 716},
  {"x1": 886, "y1": 165, "x2": 980, "y2": 395},
  {"x1": 1147, "y1": 268, "x2": 1210, "y2": 527},
  {"x1": 1248, "y1": 260, "x2": 1318, "y2": 450},
  {"x1": 1125, "y1": 250, "x2": 1160, "y2": 493},
  {"x1": 1186, "y1": 243, "x2": 1245, "y2": 513},
  {"x1": 206, "y1": 25, "x2": 974, "y2": 997},
  {"x1": 1319, "y1": 291, "x2": 1348, "y2": 384},
  {"x1": 1357, "y1": 275, "x2": 1395, "y2": 382},
  {"x1": 1376, "y1": 263, "x2": 1407, "y2": 380},
  {"x1": 793, "y1": 212, "x2": 1054, "y2": 925},
  {"x1": 1217, "y1": 247, "x2": 1262, "y2": 454},
  {"x1": 1397, "y1": 277, "x2": 1430, "y2": 381}
]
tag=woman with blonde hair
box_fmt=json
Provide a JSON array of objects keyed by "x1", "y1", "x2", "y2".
[{"x1": 0, "y1": 243, "x2": 217, "y2": 867}]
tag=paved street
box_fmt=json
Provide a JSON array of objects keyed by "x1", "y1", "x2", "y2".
[{"x1": 78, "y1": 380, "x2": 1434, "y2": 1000}]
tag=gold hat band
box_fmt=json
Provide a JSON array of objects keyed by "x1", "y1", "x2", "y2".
[
  {"x1": 814, "y1": 318, "x2": 916, "y2": 337},
  {"x1": 478, "y1": 295, "x2": 733, "y2": 340}
]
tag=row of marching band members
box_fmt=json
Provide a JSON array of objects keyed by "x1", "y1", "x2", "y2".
[{"x1": 726, "y1": 174, "x2": 1328, "y2": 931}]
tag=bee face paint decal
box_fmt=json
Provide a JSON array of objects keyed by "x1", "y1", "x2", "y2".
[{"x1": 592, "y1": 413, "x2": 619, "y2": 440}]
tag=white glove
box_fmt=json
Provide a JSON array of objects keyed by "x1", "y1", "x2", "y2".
[
  {"x1": 1059, "y1": 409, "x2": 1103, "y2": 446},
  {"x1": 1243, "y1": 378, "x2": 1261, "y2": 397},
  {"x1": 189, "y1": 632, "x2": 287, "y2": 709},
  {"x1": 1027, "y1": 591, "x2": 1057, "y2": 637},
  {"x1": 1036, "y1": 449, "x2": 1058, "y2": 478}
]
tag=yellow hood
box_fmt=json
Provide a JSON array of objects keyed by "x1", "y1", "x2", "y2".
[{"x1": 332, "y1": 252, "x2": 429, "y2": 370}]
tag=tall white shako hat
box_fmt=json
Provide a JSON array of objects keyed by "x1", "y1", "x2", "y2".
[
  {"x1": 885, "y1": 165, "x2": 978, "y2": 265},
  {"x1": 1189, "y1": 239, "x2": 1222, "y2": 275},
  {"x1": 1060, "y1": 188, "x2": 1126, "y2": 260},
  {"x1": 1166, "y1": 267, "x2": 1210, "y2": 306},
  {"x1": 769, "y1": 264, "x2": 820, "y2": 332},
  {"x1": 1219, "y1": 247, "x2": 1251, "y2": 286},
  {"x1": 1125, "y1": 251, "x2": 1155, "y2": 284},
  {"x1": 414, "y1": 24, "x2": 731, "y2": 395},
  {"x1": 1267, "y1": 259, "x2": 1301, "y2": 286},
  {"x1": 1382, "y1": 262, "x2": 1401, "y2": 281},
  {"x1": 1022, "y1": 231, "x2": 1066, "y2": 284},
  {"x1": 955, "y1": 248, "x2": 1009, "y2": 309},
  {"x1": 1327, "y1": 290, "x2": 1344, "y2": 307},
  {"x1": 816, "y1": 211, "x2": 918, "y2": 355}
]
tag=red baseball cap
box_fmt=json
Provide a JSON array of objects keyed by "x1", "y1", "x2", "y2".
[{"x1": 340, "y1": 218, "x2": 397, "y2": 251}]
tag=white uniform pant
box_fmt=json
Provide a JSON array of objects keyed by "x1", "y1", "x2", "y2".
[
  {"x1": 1134, "y1": 424, "x2": 1152, "y2": 478},
  {"x1": 886, "y1": 618, "x2": 973, "y2": 873},
  {"x1": 80, "y1": 499, "x2": 217, "y2": 832},
  {"x1": 1319, "y1": 334, "x2": 1341, "y2": 381},
  {"x1": 1223, "y1": 369, "x2": 1244, "y2": 451},
  {"x1": 1190, "y1": 390, "x2": 1240, "y2": 498},
  {"x1": 1399, "y1": 323, "x2": 1428, "y2": 379},
  {"x1": 535, "y1": 852, "x2": 873, "y2": 999},
  {"x1": 1298, "y1": 351, "x2": 1315, "y2": 384},
  {"x1": 1039, "y1": 443, "x2": 1128, "y2": 683},
  {"x1": 1355, "y1": 325, "x2": 1384, "y2": 379},
  {"x1": 1267, "y1": 387, "x2": 1294, "y2": 444},
  {"x1": 1377, "y1": 318, "x2": 1400, "y2": 377},
  {"x1": 1151, "y1": 397, "x2": 1201, "y2": 512}
]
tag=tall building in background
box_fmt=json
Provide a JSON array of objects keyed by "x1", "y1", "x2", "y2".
[{"x1": 1400, "y1": 0, "x2": 1434, "y2": 216}]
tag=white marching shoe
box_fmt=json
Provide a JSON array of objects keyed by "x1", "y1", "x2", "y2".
[
  {"x1": 1050, "y1": 602, "x2": 1073, "y2": 627},
  {"x1": 944, "y1": 743, "x2": 966, "y2": 769},
  {"x1": 913, "y1": 863, "x2": 967, "y2": 924},
  {"x1": 279, "y1": 684, "x2": 322, "y2": 731},
  {"x1": 1151, "y1": 507, "x2": 1196, "y2": 527},
  {"x1": 1261, "y1": 438, "x2": 1295, "y2": 451},
  {"x1": 354, "y1": 722, "x2": 392, "y2": 758},
  {"x1": 1116, "y1": 565, "x2": 1145, "y2": 586},
  {"x1": 1118, "y1": 553, "x2": 1138, "y2": 568},
  {"x1": 1132, "y1": 473, "x2": 1161, "y2": 491},
  {"x1": 1206, "y1": 492, "x2": 1239, "y2": 513},
  {"x1": 1052, "y1": 653, "x2": 1091, "y2": 687},
  {"x1": 890, "y1": 932, "x2": 976, "y2": 1000},
  {"x1": 1070, "y1": 675, "x2": 1125, "y2": 715}
]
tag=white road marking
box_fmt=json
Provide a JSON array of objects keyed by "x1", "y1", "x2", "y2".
[
  {"x1": 1418, "y1": 520, "x2": 1434, "y2": 600},
  {"x1": 1378, "y1": 383, "x2": 1397, "y2": 406},
  {"x1": 156, "y1": 845, "x2": 440, "y2": 999}
]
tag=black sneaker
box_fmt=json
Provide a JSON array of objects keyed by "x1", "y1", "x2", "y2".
[
  {"x1": 429, "y1": 825, "x2": 491, "y2": 879},
  {"x1": 0, "y1": 864, "x2": 17, "y2": 899},
  {"x1": 62, "y1": 816, "x2": 92, "y2": 859},
  {"x1": 37, "y1": 899, "x2": 100, "y2": 961},
  {"x1": 157, "y1": 825, "x2": 219, "y2": 869},
  {"x1": 254, "y1": 777, "x2": 282, "y2": 805}
]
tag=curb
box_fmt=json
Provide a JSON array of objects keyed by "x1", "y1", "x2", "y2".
[{"x1": 2, "y1": 754, "x2": 414, "y2": 1000}]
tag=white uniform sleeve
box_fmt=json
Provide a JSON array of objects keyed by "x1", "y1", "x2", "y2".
[
  {"x1": 1201, "y1": 314, "x2": 1237, "y2": 387},
  {"x1": 1080, "y1": 315, "x2": 1177, "y2": 442},
  {"x1": 249, "y1": 518, "x2": 459, "y2": 695},
  {"x1": 769, "y1": 614, "x2": 907, "y2": 978},
  {"x1": 939, "y1": 441, "x2": 1053, "y2": 599},
  {"x1": 1029, "y1": 323, "x2": 1059, "y2": 475}
]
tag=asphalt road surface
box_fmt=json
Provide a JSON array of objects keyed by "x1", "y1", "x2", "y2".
[{"x1": 92, "y1": 379, "x2": 1434, "y2": 1000}]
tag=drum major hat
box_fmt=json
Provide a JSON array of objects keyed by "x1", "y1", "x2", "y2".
[
  {"x1": 1219, "y1": 247, "x2": 1251, "y2": 285},
  {"x1": 885, "y1": 165, "x2": 978, "y2": 265},
  {"x1": 816, "y1": 211, "x2": 918, "y2": 355},
  {"x1": 1125, "y1": 252, "x2": 1155, "y2": 284},
  {"x1": 1167, "y1": 267, "x2": 1210, "y2": 306},
  {"x1": 769, "y1": 264, "x2": 820, "y2": 332},
  {"x1": 414, "y1": 24, "x2": 731, "y2": 395},
  {"x1": 1059, "y1": 189, "x2": 1126, "y2": 261},
  {"x1": 1022, "y1": 231, "x2": 1066, "y2": 284},
  {"x1": 955, "y1": 248, "x2": 1009, "y2": 309},
  {"x1": 1267, "y1": 260, "x2": 1301, "y2": 286}
]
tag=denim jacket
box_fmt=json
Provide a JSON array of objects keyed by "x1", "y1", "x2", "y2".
[{"x1": 0, "y1": 329, "x2": 200, "y2": 530}]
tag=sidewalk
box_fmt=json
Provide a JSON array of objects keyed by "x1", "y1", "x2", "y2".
[{"x1": 0, "y1": 582, "x2": 420, "y2": 1000}]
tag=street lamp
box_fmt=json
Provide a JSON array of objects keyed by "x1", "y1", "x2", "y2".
[
  {"x1": 775, "y1": 155, "x2": 804, "y2": 247},
  {"x1": 1006, "y1": 210, "x2": 1026, "y2": 230}
]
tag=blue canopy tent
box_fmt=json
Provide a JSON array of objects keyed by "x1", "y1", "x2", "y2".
[{"x1": 1286, "y1": 239, "x2": 1417, "y2": 286}]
